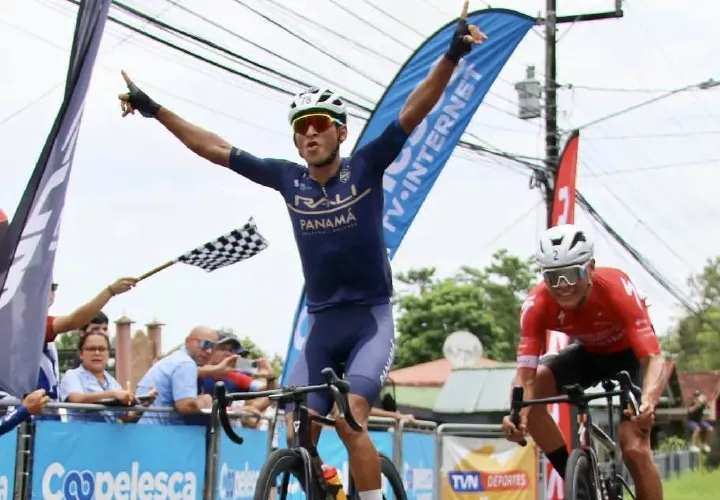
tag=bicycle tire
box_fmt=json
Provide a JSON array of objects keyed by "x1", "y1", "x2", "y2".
[
  {"x1": 379, "y1": 453, "x2": 408, "y2": 500},
  {"x1": 254, "y1": 448, "x2": 320, "y2": 500},
  {"x1": 565, "y1": 449, "x2": 598, "y2": 500},
  {"x1": 348, "y1": 453, "x2": 408, "y2": 500}
]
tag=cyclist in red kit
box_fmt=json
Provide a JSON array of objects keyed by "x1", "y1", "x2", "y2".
[{"x1": 503, "y1": 224, "x2": 666, "y2": 500}]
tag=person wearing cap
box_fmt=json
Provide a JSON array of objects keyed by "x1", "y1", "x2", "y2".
[
  {"x1": 204, "y1": 333, "x2": 280, "y2": 430},
  {"x1": 198, "y1": 333, "x2": 277, "y2": 396}
]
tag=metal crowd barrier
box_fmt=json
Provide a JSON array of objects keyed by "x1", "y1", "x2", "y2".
[{"x1": 0, "y1": 399, "x2": 703, "y2": 500}]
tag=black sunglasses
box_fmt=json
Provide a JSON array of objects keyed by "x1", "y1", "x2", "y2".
[{"x1": 51, "y1": 283, "x2": 59, "y2": 292}]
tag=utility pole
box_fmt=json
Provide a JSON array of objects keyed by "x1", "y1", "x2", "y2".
[
  {"x1": 516, "y1": 1, "x2": 625, "y2": 227},
  {"x1": 543, "y1": 0, "x2": 558, "y2": 229},
  {"x1": 544, "y1": 0, "x2": 625, "y2": 227}
]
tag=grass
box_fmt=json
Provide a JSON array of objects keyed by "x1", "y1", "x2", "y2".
[{"x1": 663, "y1": 468, "x2": 720, "y2": 499}]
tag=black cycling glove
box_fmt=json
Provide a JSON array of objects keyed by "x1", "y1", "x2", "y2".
[
  {"x1": 125, "y1": 82, "x2": 161, "y2": 118},
  {"x1": 445, "y1": 18, "x2": 473, "y2": 63}
]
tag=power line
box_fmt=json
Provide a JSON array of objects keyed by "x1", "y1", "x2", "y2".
[
  {"x1": 580, "y1": 158, "x2": 720, "y2": 177},
  {"x1": 577, "y1": 191, "x2": 720, "y2": 334},
  {"x1": 263, "y1": 0, "x2": 399, "y2": 66},
  {"x1": 326, "y1": 0, "x2": 416, "y2": 48},
  {"x1": 563, "y1": 83, "x2": 706, "y2": 94},
  {"x1": 584, "y1": 130, "x2": 720, "y2": 140},
  {"x1": 228, "y1": 0, "x2": 388, "y2": 92},
  {"x1": 164, "y1": 0, "x2": 377, "y2": 108}
]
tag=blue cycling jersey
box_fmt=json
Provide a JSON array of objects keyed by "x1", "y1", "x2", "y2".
[{"x1": 229, "y1": 120, "x2": 409, "y2": 312}]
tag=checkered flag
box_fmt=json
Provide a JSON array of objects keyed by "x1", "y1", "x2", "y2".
[
  {"x1": 178, "y1": 218, "x2": 268, "y2": 272},
  {"x1": 136, "y1": 218, "x2": 269, "y2": 282}
]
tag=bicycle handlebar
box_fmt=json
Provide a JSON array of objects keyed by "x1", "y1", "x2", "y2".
[
  {"x1": 509, "y1": 386, "x2": 528, "y2": 447},
  {"x1": 213, "y1": 367, "x2": 363, "y2": 446},
  {"x1": 508, "y1": 370, "x2": 643, "y2": 448}
]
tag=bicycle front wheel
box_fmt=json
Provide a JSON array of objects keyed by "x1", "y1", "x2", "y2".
[
  {"x1": 565, "y1": 449, "x2": 598, "y2": 500},
  {"x1": 254, "y1": 448, "x2": 319, "y2": 500},
  {"x1": 348, "y1": 454, "x2": 408, "y2": 500}
]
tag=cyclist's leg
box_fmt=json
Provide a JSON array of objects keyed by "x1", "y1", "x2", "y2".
[
  {"x1": 283, "y1": 313, "x2": 340, "y2": 447},
  {"x1": 605, "y1": 350, "x2": 663, "y2": 500},
  {"x1": 687, "y1": 420, "x2": 702, "y2": 450},
  {"x1": 701, "y1": 421, "x2": 714, "y2": 450},
  {"x1": 337, "y1": 303, "x2": 395, "y2": 500},
  {"x1": 528, "y1": 344, "x2": 597, "y2": 478}
]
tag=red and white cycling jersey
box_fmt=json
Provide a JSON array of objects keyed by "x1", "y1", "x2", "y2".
[{"x1": 517, "y1": 267, "x2": 660, "y2": 369}]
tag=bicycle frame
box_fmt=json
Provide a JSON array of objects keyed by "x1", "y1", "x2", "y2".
[
  {"x1": 213, "y1": 367, "x2": 363, "y2": 499},
  {"x1": 510, "y1": 370, "x2": 641, "y2": 499}
]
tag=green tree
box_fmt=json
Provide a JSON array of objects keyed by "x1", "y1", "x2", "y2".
[
  {"x1": 393, "y1": 250, "x2": 538, "y2": 368},
  {"x1": 55, "y1": 331, "x2": 82, "y2": 350},
  {"x1": 662, "y1": 257, "x2": 720, "y2": 370}
]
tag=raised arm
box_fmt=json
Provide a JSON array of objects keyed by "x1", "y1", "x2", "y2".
[
  {"x1": 118, "y1": 71, "x2": 289, "y2": 190},
  {"x1": 51, "y1": 278, "x2": 136, "y2": 337},
  {"x1": 155, "y1": 108, "x2": 232, "y2": 167},
  {"x1": 398, "y1": 0, "x2": 486, "y2": 133},
  {"x1": 118, "y1": 70, "x2": 231, "y2": 167}
]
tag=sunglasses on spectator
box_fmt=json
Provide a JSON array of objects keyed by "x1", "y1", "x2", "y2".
[
  {"x1": 51, "y1": 283, "x2": 58, "y2": 292},
  {"x1": 197, "y1": 339, "x2": 216, "y2": 351},
  {"x1": 292, "y1": 113, "x2": 341, "y2": 135}
]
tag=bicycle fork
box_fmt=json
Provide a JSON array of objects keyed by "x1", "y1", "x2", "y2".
[
  {"x1": 577, "y1": 412, "x2": 605, "y2": 499},
  {"x1": 292, "y1": 406, "x2": 338, "y2": 500}
]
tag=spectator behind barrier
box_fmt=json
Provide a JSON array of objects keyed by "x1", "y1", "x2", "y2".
[
  {"x1": 198, "y1": 332, "x2": 276, "y2": 397},
  {"x1": 42, "y1": 278, "x2": 137, "y2": 402},
  {"x1": 72, "y1": 311, "x2": 110, "y2": 368},
  {"x1": 370, "y1": 393, "x2": 416, "y2": 425},
  {"x1": 136, "y1": 326, "x2": 219, "y2": 424},
  {"x1": 59, "y1": 332, "x2": 154, "y2": 423},
  {"x1": 688, "y1": 389, "x2": 714, "y2": 453},
  {"x1": 0, "y1": 390, "x2": 48, "y2": 437},
  {"x1": 202, "y1": 332, "x2": 279, "y2": 430}
]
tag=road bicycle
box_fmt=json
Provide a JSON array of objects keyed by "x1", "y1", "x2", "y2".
[
  {"x1": 214, "y1": 367, "x2": 408, "y2": 500},
  {"x1": 510, "y1": 370, "x2": 642, "y2": 500}
]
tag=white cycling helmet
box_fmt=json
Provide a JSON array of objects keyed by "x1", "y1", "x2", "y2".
[
  {"x1": 288, "y1": 86, "x2": 347, "y2": 125},
  {"x1": 536, "y1": 224, "x2": 594, "y2": 269}
]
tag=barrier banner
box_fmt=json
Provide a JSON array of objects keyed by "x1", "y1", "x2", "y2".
[
  {"x1": 401, "y1": 432, "x2": 435, "y2": 500},
  {"x1": 442, "y1": 436, "x2": 538, "y2": 499},
  {"x1": 281, "y1": 9, "x2": 535, "y2": 384},
  {"x1": 0, "y1": 427, "x2": 16, "y2": 500},
  {"x1": 215, "y1": 427, "x2": 268, "y2": 500},
  {"x1": 31, "y1": 420, "x2": 206, "y2": 499},
  {"x1": 279, "y1": 429, "x2": 394, "y2": 498}
]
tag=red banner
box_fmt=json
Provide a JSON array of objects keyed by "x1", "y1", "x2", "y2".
[
  {"x1": 551, "y1": 130, "x2": 579, "y2": 226},
  {"x1": 545, "y1": 130, "x2": 580, "y2": 500},
  {"x1": 0, "y1": 207, "x2": 7, "y2": 247}
]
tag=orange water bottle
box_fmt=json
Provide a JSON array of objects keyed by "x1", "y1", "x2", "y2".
[{"x1": 321, "y1": 465, "x2": 347, "y2": 500}]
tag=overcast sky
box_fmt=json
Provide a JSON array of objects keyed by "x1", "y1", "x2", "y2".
[{"x1": 2, "y1": 0, "x2": 718, "y2": 358}]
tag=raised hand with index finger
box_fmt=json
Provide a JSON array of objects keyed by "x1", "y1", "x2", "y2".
[
  {"x1": 445, "y1": 0, "x2": 488, "y2": 63},
  {"x1": 117, "y1": 70, "x2": 161, "y2": 118}
]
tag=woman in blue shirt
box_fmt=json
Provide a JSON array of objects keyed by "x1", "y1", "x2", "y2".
[{"x1": 58, "y1": 332, "x2": 135, "y2": 422}]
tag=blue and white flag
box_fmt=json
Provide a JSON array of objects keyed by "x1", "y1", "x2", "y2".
[
  {"x1": 0, "y1": 0, "x2": 112, "y2": 396},
  {"x1": 282, "y1": 9, "x2": 535, "y2": 383}
]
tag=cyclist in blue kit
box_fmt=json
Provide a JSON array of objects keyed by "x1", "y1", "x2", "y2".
[{"x1": 119, "y1": 4, "x2": 485, "y2": 498}]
